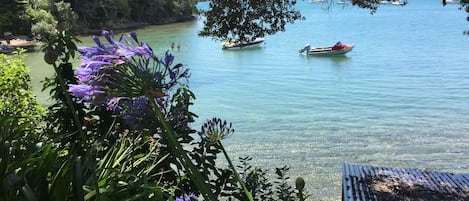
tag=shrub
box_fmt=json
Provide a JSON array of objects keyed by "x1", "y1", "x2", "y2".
[{"x1": 0, "y1": 51, "x2": 45, "y2": 124}]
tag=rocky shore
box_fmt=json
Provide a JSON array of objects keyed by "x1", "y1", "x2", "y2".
[
  {"x1": 0, "y1": 38, "x2": 41, "y2": 54},
  {"x1": 0, "y1": 15, "x2": 196, "y2": 54},
  {"x1": 74, "y1": 15, "x2": 196, "y2": 36}
]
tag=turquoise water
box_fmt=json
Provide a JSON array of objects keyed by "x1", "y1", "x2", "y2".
[{"x1": 24, "y1": 1, "x2": 469, "y2": 200}]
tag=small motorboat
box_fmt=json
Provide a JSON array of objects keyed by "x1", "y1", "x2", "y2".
[
  {"x1": 391, "y1": 0, "x2": 406, "y2": 5},
  {"x1": 444, "y1": 0, "x2": 460, "y2": 4},
  {"x1": 309, "y1": 0, "x2": 325, "y2": 3},
  {"x1": 222, "y1": 38, "x2": 264, "y2": 50},
  {"x1": 0, "y1": 45, "x2": 16, "y2": 54},
  {"x1": 380, "y1": 0, "x2": 407, "y2": 5},
  {"x1": 299, "y1": 41, "x2": 354, "y2": 56},
  {"x1": 337, "y1": 1, "x2": 351, "y2": 4},
  {"x1": 379, "y1": 0, "x2": 393, "y2": 4}
]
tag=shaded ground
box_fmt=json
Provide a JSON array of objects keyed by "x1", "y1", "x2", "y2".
[
  {"x1": 343, "y1": 164, "x2": 469, "y2": 201},
  {"x1": 364, "y1": 173, "x2": 469, "y2": 201}
]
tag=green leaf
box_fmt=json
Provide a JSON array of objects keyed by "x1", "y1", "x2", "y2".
[
  {"x1": 21, "y1": 184, "x2": 38, "y2": 201},
  {"x1": 72, "y1": 157, "x2": 85, "y2": 201}
]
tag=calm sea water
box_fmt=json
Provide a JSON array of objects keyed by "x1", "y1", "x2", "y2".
[{"x1": 24, "y1": 0, "x2": 469, "y2": 200}]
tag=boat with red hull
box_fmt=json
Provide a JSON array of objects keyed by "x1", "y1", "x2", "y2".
[{"x1": 299, "y1": 41, "x2": 354, "y2": 56}]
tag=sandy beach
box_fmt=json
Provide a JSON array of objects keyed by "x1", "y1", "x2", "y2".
[
  {"x1": 0, "y1": 39, "x2": 41, "y2": 52},
  {"x1": 1, "y1": 38, "x2": 40, "y2": 46}
]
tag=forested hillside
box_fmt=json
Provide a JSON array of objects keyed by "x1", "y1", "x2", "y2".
[{"x1": 0, "y1": 0, "x2": 197, "y2": 40}]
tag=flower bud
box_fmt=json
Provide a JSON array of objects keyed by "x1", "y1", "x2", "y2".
[
  {"x1": 295, "y1": 177, "x2": 305, "y2": 191},
  {"x1": 44, "y1": 46, "x2": 59, "y2": 64}
]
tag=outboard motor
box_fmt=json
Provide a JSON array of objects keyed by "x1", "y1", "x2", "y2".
[{"x1": 298, "y1": 44, "x2": 311, "y2": 53}]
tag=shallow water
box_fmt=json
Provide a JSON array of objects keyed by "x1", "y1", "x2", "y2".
[{"x1": 24, "y1": 0, "x2": 469, "y2": 200}]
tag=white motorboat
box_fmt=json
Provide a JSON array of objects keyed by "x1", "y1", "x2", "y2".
[
  {"x1": 309, "y1": 0, "x2": 325, "y2": 3},
  {"x1": 444, "y1": 0, "x2": 460, "y2": 4},
  {"x1": 299, "y1": 42, "x2": 354, "y2": 56},
  {"x1": 337, "y1": 1, "x2": 351, "y2": 4},
  {"x1": 222, "y1": 38, "x2": 264, "y2": 50},
  {"x1": 392, "y1": 0, "x2": 406, "y2": 5}
]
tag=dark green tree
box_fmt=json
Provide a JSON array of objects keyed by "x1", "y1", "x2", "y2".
[
  {"x1": 199, "y1": 0, "x2": 304, "y2": 43},
  {"x1": 442, "y1": 0, "x2": 469, "y2": 34},
  {"x1": 0, "y1": 0, "x2": 29, "y2": 34}
]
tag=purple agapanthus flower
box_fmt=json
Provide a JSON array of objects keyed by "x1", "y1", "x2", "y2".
[
  {"x1": 161, "y1": 51, "x2": 174, "y2": 67},
  {"x1": 199, "y1": 118, "x2": 235, "y2": 144},
  {"x1": 175, "y1": 193, "x2": 198, "y2": 201},
  {"x1": 68, "y1": 30, "x2": 190, "y2": 129},
  {"x1": 68, "y1": 84, "x2": 105, "y2": 102},
  {"x1": 120, "y1": 96, "x2": 154, "y2": 129}
]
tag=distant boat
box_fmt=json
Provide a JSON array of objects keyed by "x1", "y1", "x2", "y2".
[
  {"x1": 299, "y1": 41, "x2": 354, "y2": 56},
  {"x1": 444, "y1": 0, "x2": 460, "y2": 4},
  {"x1": 222, "y1": 38, "x2": 264, "y2": 50},
  {"x1": 337, "y1": 1, "x2": 351, "y2": 4},
  {"x1": 0, "y1": 45, "x2": 16, "y2": 54},
  {"x1": 309, "y1": 0, "x2": 325, "y2": 3},
  {"x1": 380, "y1": 0, "x2": 407, "y2": 5},
  {"x1": 379, "y1": 0, "x2": 393, "y2": 4},
  {"x1": 391, "y1": 0, "x2": 406, "y2": 5}
]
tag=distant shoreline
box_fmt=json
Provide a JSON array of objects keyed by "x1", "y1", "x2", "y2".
[
  {"x1": 0, "y1": 15, "x2": 197, "y2": 54},
  {"x1": 75, "y1": 15, "x2": 197, "y2": 36},
  {"x1": 0, "y1": 38, "x2": 41, "y2": 53}
]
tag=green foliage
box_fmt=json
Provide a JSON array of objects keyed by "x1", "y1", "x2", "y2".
[
  {"x1": 0, "y1": 0, "x2": 29, "y2": 33},
  {"x1": 28, "y1": 7, "x2": 58, "y2": 40},
  {"x1": 199, "y1": 0, "x2": 304, "y2": 42},
  {"x1": 39, "y1": 30, "x2": 172, "y2": 201},
  {"x1": 1, "y1": 0, "x2": 197, "y2": 37},
  {"x1": 70, "y1": 0, "x2": 195, "y2": 29},
  {"x1": 53, "y1": 1, "x2": 78, "y2": 32},
  {"x1": 2, "y1": 31, "x2": 310, "y2": 201},
  {"x1": 41, "y1": 31, "x2": 84, "y2": 147},
  {"x1": 236, "y1": 156, "x2": 274, "y2": 200},
  {"x1": 116, "y1": 0, "x2": 131, "y2": 18},
  {"x1": 41, "y1": 60, "x2": 87, "y2": 150},
  {"x1": 0, "y1": 51, "x2": 45, "y2": 124},
  {"x1": 84, "y1": 132, "x2": 175, "y2": 200},
  {"x1": 175, "y1": 0, "x2": 197, "y2": 16},
  {"x1": 222, "y1": 156, "x2": 309, "y2": 201},
  {"x1": 274, "y1": 166, "x2": 296, "y2": 201},
  {"x1": 0, "y1": 115, "x2": 70, "y2": 201},
  {"x1": 129, "y1": 0, "x2": 178, "y2": 21},
  {"x1": 24, "y1": 0, "x2": 77, "y2": 39},
  {"x1": 30, "y1": 0, "x2": 53, "y2": 10}
]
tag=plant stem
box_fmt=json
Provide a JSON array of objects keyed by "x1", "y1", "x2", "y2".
[
  {"x1": 52, "y1": 63, "x2": 91, "y2": 200},
  {"x1": 149, "y1": 100, "x2": 217, "y2": 201},
  {"x1": 219, "y1": 142, "x2": 254, "y2": 201},
  {"x1": 297, "y1": 189, "x2": 304, "y2": 201},
  {"x1": 52, "y1": 63, "x2": 85, "y2": 140}
]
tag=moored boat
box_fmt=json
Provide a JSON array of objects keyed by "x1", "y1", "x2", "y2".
[
  {"x1": 0, "y1": 45, "x2": 16, "y2": 54},
  {"x1": 380, "y1": 0, "x2": 393, "y2": 4},
  {"x1": 222, "y1": 38, "x2": 265, "y2": 50},
  {"x1": 309, "y1": 0, "x2": 325, "y2": 3},
  {"x1": 299, "y1": 41, "x2": 354, "y2": 56},
  {"x1": 337, "y1": 1, "x2": 351, "y2": 4},
  {"x1": 391, "y1": 0, "x2": 406, "y2": 5},
  {"x1": 380, "y1": 0, "x2": 407, "y2": 5},
  {"x1": 444, "y1": 0, "x2": 460, "y2": 4}
]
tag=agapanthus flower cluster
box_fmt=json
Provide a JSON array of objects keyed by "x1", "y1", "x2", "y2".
[
  {"x1": 68, "y1": 30, "x2": 189, "y2": 128},
  {"x1": 198, "y1": 118, "x2": 235, "y2": 144},
  {"x1": 175, "y1": 193, "x2": 198, "y2": 201}
]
